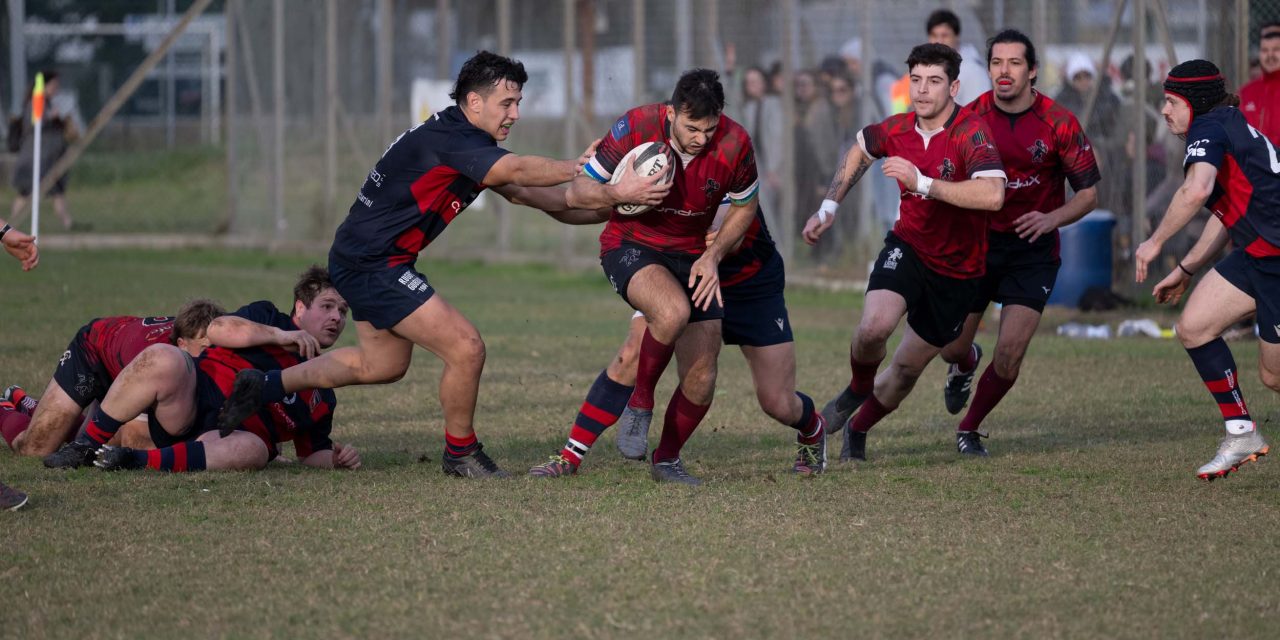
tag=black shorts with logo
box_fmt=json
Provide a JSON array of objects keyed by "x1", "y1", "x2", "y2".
[
  {"x1": 722, "y1": 250, "x2": 792, "y2": 347},
  {"x1": 970, "y1": 231, "x2": 1061, "y2": 314},
  {"x1": 1216, "y1": 248, "x2": 1280, "y2": 345},
  {"x1": 53, "y1": 321, "x2": 112, "y2": 408},
  {"x1": 866, "y1": 232, "x2": 980, "y2": 348},
  {"x1": 601, "y1": 242, "x2": 724, "y2": 323},
  {"x1": 328, "y1": 256, "x2": 436, "y2": 331}
]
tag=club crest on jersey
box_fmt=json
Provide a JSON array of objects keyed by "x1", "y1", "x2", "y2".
[
  {"x1": 703, "y1": 178, "x2": 721, "y2": 199},
  {"x1": 611, "y1": 116, "x2": 630, "y2": 140},
  {"x1": 1028, "y1": 139, "x2": 1048, "y2": 163},
  {"x1": 938, "y1": 158, "x2": 956, "y2": 181},
  {"x1": 883, "y1": 247, "x2": 903, "y2": 270}
]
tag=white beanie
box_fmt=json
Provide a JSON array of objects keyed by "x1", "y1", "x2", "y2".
[{"x1": 1066, "y1": 52, "x2": 1095, "y2": 80}]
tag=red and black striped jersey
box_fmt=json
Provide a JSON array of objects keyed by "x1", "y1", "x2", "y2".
[
  {"x1": 83, "y1": 315, "x2": 176, "y2": 379},
  {"x1": 197, "y1": 301, "x2": 336, "y2": 457},
  {"x1": 968, "y1": 91, "x2": 1101, "y2": 234},
  {"x1": 329, "y1": 106, "x2": 510, "y2": 271},
  {"x1": 1184, "y1": 107, "x2": 1280, "y2": 258},
  {"x1": 586, "y1": 103, "x2": 759, "y2": 256},
  {"x1": 859, "y1": 105, "x2": 1006, "y2": 278}
]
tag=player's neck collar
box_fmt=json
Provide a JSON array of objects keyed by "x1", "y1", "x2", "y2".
[
  {"x1": 994, "y1": 89, "x2": 1038, "y2": 117},
  {"x1": 916, "y1": 101, "x2": 960, "y2": 133}
]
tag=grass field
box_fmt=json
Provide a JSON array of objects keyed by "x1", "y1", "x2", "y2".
[{"x1": 2, "y1": 248, "x2": 1278, "y2": 639}]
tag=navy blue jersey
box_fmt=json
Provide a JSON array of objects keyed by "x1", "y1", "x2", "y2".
[
  {"x1": 198, "y1": 301, "x2": 337, "y2": 456},
  {"x1": 330, "y1": 106, "x2": 511, "y2": 271},
  {"x1": 1184, "y1": 107, "x2": 1280, "y2": 257}
]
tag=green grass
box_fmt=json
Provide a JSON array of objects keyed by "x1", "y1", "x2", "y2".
[{"x1": 2, "y1": 248, "x2": 1278, "y2": 638}]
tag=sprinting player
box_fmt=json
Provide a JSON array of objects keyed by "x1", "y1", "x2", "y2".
[
  {"x1": 528, "y1": 69, "x2": 763, "y2": 484},
  {"x1": 46, "y1": 266, "x2": 356, "y2": 472},
  {"x1": 2, "y1": 299, "x2": 226, "y2": 456},
  {"x1": 934, "y1": 29, "x2": 1100, "y2": 455},
  {"x1": 1135, "y1": 59, "x2": 1276, "y2": 481},
  {"x1": 212, "y1": 51, "x2": 655, "y2": 479},
  {"x1": 805, "y1": 43, "x2": 1006, "y2": 461}
]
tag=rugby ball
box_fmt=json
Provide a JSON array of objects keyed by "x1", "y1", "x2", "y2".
[{"x1": 608, "y1": 141, "x2": 677, "y2": 215}]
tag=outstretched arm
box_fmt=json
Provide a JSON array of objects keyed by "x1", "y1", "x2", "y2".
[
  {"x1": 491, "y1": 184, "x2": 611, "y2": 225},
  {"x1": 1135, "y1": 162, "x2": 1217, "y2": 283},
  {"x1": 1013, "y1": 185, "x2": 1098, "y2": 243},
  {"x1": 882, "y1": 156, "x2": 1005, "y2": 211},
  {"x1": 0, "y1": 217, "x2": 38, "y2": 271},
  {"x1": 802, "y1": 144, "x2": 874, "y2": 245},
  {"x1": 206, "y1": 316, "x2": 322, "y2": 358},
  {"x1": 1149, "y1": 215, "x2": 1229, "y2": 305},
  {"x1": 482, "y1": 153, "x2": 579, "y2": 188}
]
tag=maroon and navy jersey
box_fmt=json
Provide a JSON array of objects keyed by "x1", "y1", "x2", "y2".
[
  {"x1": 83, "y1": 315, "x2": 176, "y2": 379},
  {"x1": 1185, "y1": 107, "x2": 1280, "y2": 258},
  {"x1": 859, "y1": 105, "x2": 1006, "y2": 278},
  {"x1": 585, "y1": 103, "x2": 758, "y2": 256},
  {"x1": 329, "y1": 106, "x2": 510, "y2": 271},
  {"x1": 707, "y1": 199, "x2": 780, "y2": 295},
  {"x1": 197, "y1": 301, "x2": 336, "y2": 457},
  {"x1": 968, "y1": 91, "x2": 1101, "y2": 235}
]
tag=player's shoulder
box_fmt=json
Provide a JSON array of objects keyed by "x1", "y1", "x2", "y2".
[
  {"x1": 951, "y1": 107, "x2": 995, "y2": 139},
  {"x1": 966, "y1": 91, "x2": 997, "y2": 116},
  {"x1": 711, "y1": 113, "x2": 753, "y2": 155},
  {"x1": 233, "y1": 300, "x2": 291, "y2": 329},
  {"x1": 611, "y1": 103, "x2": 667, "y2": 140},
  {"x1": 1034, "y1": 92, "x2": 1083, "y2": 128},
  {"x1": 1189, "y1": 107, "x2": 1237, "y2": 138},
  {"x1": 878, "y1": 111, "x2": 916, "y2": 135}
]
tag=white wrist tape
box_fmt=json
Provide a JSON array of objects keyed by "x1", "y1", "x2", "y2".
[
  {"x1": 914, "y1": 169, "x2": 934, "y2": 197},
  {"x1": 817, "y1": 199, "x2": 838, "y2": 224}
]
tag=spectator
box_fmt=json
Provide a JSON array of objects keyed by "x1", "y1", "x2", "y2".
[
  {"x1": 9, "y1": 71, "x2": 78, "y2": 231},
  {"x1": 815, "y1": 72, "x2": 861, "y2": 263},
  {"x1": 925, "y1": 9, "x2": 987, "y2": 105},
  {"x1": 1241, "y1": 22, "x2": 1280, "y2": 142},
  {"x1": 793, "y1": 70, "x2": 836, "y2": 236},
  {"x1": 1055, "y1": 53, "x2": 1121, "y2": 138},
  {"x1": 738, "y1": 66, "x2": 784, "y2": 228}
]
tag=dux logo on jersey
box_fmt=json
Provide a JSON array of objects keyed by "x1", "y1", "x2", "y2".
[{"x1": 884, "y1": 248, "x2": 903, "y2": 270}]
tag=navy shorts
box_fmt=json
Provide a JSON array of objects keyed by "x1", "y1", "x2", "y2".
[
  {"x1": 147, "y1": 360, "x2": 225, "y2": 448},
  {"x1": 601, "y1": 243, "x2": 724, "y2": 323},
  {"x1": 971, "y1": 231, "x2": 1062, "y2": 314},
  {"x1": 53, "y1": 321, "x2": 111, "y2": 408},
  {"x1": 328, "y1": 258, "x2": 436, "y2": 330},
  {"x1": 866, "y1": 232, "x2": 980, "y2": 348},
  {"x1": 722, "y1": 251, "x2": 793, "y2": 347},
  {"x1": 1215, "y1": 248, "x2": 1280, "y2": 344}
]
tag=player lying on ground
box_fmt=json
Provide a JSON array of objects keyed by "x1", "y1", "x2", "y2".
[
  {"x1": 934, "y1": 29, "x2": 1100, "y2": 455},
  {"x1": 213, "y1": 50, "x2": 657, "y2": 480},
  {"x1": 1, "y1": 299, "x2": 225, "y2": 455},
  {"x1": 1135, "y1": 59, "x2": 1275, "y2": 481},
  {"x1": 44, "y1": 266, "x2": 359, "y2": 472},
  {"x1": 528, "y1": 68, "x2": 763, "y2": 485},
  {"x1": 804, "y1": 43, "x2": 1006, "y2": 462}
]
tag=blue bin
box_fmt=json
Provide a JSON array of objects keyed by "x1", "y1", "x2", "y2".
[{"x1": 1047, "y1": 210, "x2": 1116, "y2": 307}]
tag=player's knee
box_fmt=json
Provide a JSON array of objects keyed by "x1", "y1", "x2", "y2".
[
  {"x1": 854, "y1": 321, "x2": 895, "y2": 351},
  {"x1": 223, "y1": 436, "x2": 270, "y2": 470},
  {"x1": 993, "y1": 345, "x2": 1025, "y2": 379},
  {"x1": 939, "y1": 340, "x2": 969, "y2": 365},
  {"x1": 456, "y1": 334, "x2": 487, "y2": 370},
  {"x1": 757, "y1": 390, "x2": 794, "y2": 423},
  {"x1": 1259, "y1": 363, "x2": 1280, "y2": 393},
  {"x1": 646, "y1": 305, "x2": 690, "y2": 341},
  {"x1": 1175, "y1": 317, "x2": 1214, "y2": 348}
]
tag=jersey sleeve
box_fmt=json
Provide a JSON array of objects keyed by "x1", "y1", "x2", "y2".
[
  {"x1": 583, "y1": 114, "x2": 635, "y2": 183},
  {"x1": 1183, "y1": 120, "x2": 1229, "y2": 170},
  {"x1": 1055, "y1": 113, "x2": 1102, "y2": 191},
  {"x1": 726, "y1": 140, "x2": 760, "y2": 204},
  {"x1": 438, "y1": 136, "x2": 511, "y2": 185},
  {"x1": 857, "y1": 122, "x2": 890, "y2": 159},
  {"x1": 960, "y1": 121, "x2": 1006, "y2": 180}
]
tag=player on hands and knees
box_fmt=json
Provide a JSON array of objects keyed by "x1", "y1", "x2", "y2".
[
  {"x1": 935, "y1": 29, "x2": 1100, "y2": 456},
  {"x1": 805, "y1": 43, "x2": 1006, "y2": 461},
  {"x1": 212, "y1": 51, "x2": 658, "y2": 479},
  {"x1": 1136, "y1": 60, "x2": 1276, "y2": 480},
  {"x1": 529, "y1": 69, "x2": 764, "y2": 484}
]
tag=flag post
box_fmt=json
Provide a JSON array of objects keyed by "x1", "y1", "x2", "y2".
[{"x1": 29, "y1": 72, "x2": 45, "y2": 240}]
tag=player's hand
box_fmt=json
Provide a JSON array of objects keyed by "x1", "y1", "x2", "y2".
[
  {"x1": 2, "y1": 229, "x2": 39, "y2": 271},
  {"x1": 1013, "y1": 210, "x2": 1058, "y2": 243},
  {"x1": 881, "y1": 156, "x2": 919, "y2": 192},
  {"x1": 610, "y1": 159, "x2": 671, "y2": 206},
  {"x1": 802, "y1": 211, "x2": 834, "y2": 246},
  {"x1": 1152, "y1": 269, "x2": 1191, "y2": 305},
  {"x1": 1134, "y1": 238, "x2": 1162, "y2": 283},
  {"x1": 688, "y1": 254, "x2": 723, "y2": 312},
  {"x1": 575, "y1": 138, "x2": 602, "y2": 176},
  {"x1": 332, "y1": 442, "x2": 361, "y2": 470},
  {"x1": 276, "y1": 329, "x2": 321, "y2": 358}
]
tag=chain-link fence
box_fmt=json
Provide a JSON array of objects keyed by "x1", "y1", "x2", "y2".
[{"x1": 1, "y1": 0, "x2": 1276, "y2": 280}]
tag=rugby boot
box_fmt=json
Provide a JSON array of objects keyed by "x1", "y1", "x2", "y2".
[
  {"x1": 1196, "y1": 431, "x2": 1269, "y2": 481},
  {"x1": 217, "y1": 369, "x2": 266, "y2": 437},
  {"x1": 956, "y1": 430, "x2": 990, "y2": 457},
  {"x1": 528, "y1": 454, "x2": 578, "y2": 478},
  {"x1": 615, "y1": 406, "x2": 652, "y2": 461},
  {"x1": 650, "y1": 458, "x2": 703, "y2": 486},
  {"x1": 821, "y1": 388, "x2": 867, "y2": 436},
  {"x1": 442, "y1": 443, "x2": 510, "y2": 479},
  {"x1": 0, "y1": 482, "x2": 28, "y2": 511},
  {"x1": 94, "y1": 445, "x2": 145, "y2": 471},
  {"x1": 840, "y1": 421, "x2": 867, "y2": 462},
  {"x1": 792, "y1": 435, "x2": 827, "y2": 476},
  {"x1": 944, "y1": 343, "x2": 983, "y2": 415},
  {"x1": 43, "y1": 439, "x2": 99, "y2": 469}
]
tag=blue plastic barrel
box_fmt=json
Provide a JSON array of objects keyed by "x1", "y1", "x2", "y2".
[{"x1": 1047, "y1": 210, "x2": 1116, "y2": 307}]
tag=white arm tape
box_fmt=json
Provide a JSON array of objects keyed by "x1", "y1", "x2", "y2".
[
  {"x1": 914, "y1": 169, "x2": 934, "y2": 197},
  {"x1": 817, "y1": 198, "x2": 838, "y2": 224}
]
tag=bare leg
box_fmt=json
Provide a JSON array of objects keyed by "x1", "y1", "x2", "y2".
[
  {"x1": 740, "y1": 342, "x2": 801, "y2": 425},
  {"x1": 194, "y1": 431, "x2": 271, "y2": 470},
  {"x1": 873, "y1": 325, "x2": 943, "y2": 410},
  {"x1": 13, "y1": 379, "x2": 86, "y2": 456},
  {"x1": 52, "y1": 194, "x2": 72, "y2": 229}
]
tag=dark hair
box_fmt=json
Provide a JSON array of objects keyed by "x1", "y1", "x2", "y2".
[
  {"x1": 987, "y1": 29, "x2": 1038, "y2": 85},
  {"x1": 449, "y1": 51, "x2": 528, "y2": 106},
  {"x1": 670, "y1": 68, "x2": 725, "y2": 120},
  {"x1": 926, "y1": 9, "x2": 961, "y2": 36},
  {"x1": 1262, "y1": 21, "x2": 1280, "y2": 35},
  {"x1": 172, "y1": 298, "x2": 226, "y2": 343},
  {"x1": 906, "y1": 43, "x2": 963, "y2": 83},
  {"x1": 293, "y1": 265, "x2": 334, "y2": 307},
  {"x1": 819, "y1": 55, "x2": 847, "y2": 77}
]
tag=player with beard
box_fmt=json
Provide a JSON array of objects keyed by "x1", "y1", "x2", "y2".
[
  {"x1": 805, "y1": 43, "x2": 1006, "y2": 461},
  {"x1": 934, "y1": 29, "x2": 1100, "y2": 455},
  {"x1": 1136, "y1": 60, "x2": 1278, "y2": 480}
]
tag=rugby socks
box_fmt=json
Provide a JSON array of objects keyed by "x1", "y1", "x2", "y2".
[
  {"x1": 652, "y1": 387, "x2": 711, "y2": 462},
  {"x1": 849, "y1": 354, "x2": 881, "y2": 396},
  {"x1": 629, "y1": 329, "x2": 675, "y2": 412},
  {"x1": 561, "y1": 371, "x2": 634, "y2": 466},
  {"x1": 848, "y1": 394, "x2": 891, "y2": 433},
  {"x1": 7, "y1": 387, "x2": 37, "y2": 415},
  {"x1": 0, "y1": 402, "x2": 31, "y2": 449},
  {"x1": 82, "y1": 407, "x2": 127, "y2": 447},
  {"x1": 261, "y1": 370, "x2": 286, "y2": 405},
  {"x1": 1186, "y1": 339, "x2": 1254, "y2": 434},
  {"x1": 958, "y1": 365, "x2": 1017, "y2": 432},
  {"x1": 444, "y1": 431, "x2": 479, "y2": 458},
  {"x1": 791, "y1": 392, "x2": 823, "y2": 445},
  {"x1": 125, "y1": 442, "x2": 208, "y2": 472},
  {"x1": 956, "y1": 343, "x2": 980, "y2": 374}
]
